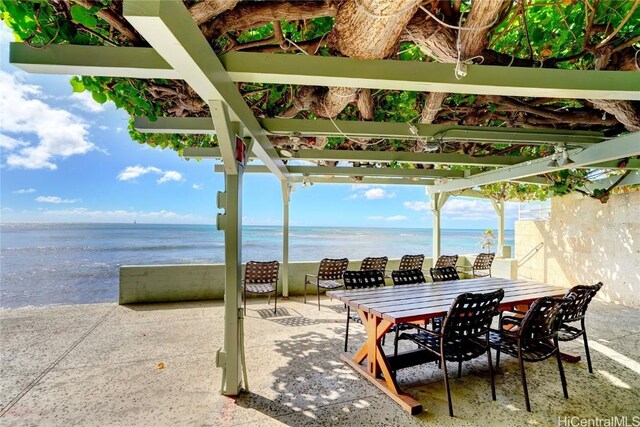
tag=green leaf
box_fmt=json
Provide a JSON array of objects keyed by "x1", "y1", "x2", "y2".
[
  {"x1": 70, "y1": 5, "x2": 97, "y2": 28},
  {"x1": 91, "y1": 91, "x2": 107, "y2": 104},
  {"x1": 69, "y1": 77, "x2": 85, "y2": 93}
]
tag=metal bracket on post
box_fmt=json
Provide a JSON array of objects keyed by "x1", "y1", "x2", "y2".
[{"x1": 216, "y1": 191, "x2": 227, "y2": 230}]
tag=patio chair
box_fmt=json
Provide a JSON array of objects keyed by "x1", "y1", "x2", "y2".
[
  {"x1": 430, "y1": 266, "x2": 460, "y2": 282},
  {"x1": 398, "y1": 254, "x2": 425, "y2": 271},
  {"x1": 304, "y1": 258, "x2": 349, "y2": 310},
  {"x1": 472, "y1": 253, "x2": 495, "y2": 278},
  {"x1": 360, "y1": 256, "x2": 388, "y2": 272},
  {"x1": 242, "y1": 261, "x2": 280, "y2": 315},
  {"x1": 343, "y1": 269, "x2": 386, "y2": 352},
  {"x1": 558, "y1": 282, "x2": 603, "y2": 373},
  {"x1": 489, "y1": 295, "x2": 573, "y2": 412},
  {"x1": 386, "y1": 268, "x2": 426, "y2": 345},
  {"x1": 391, "y1": 268, "x2": 426, "y2": 286},
  {"x1": 435, "y1": 255, "x2": 459, "y2": 269},
  {"x1": 396, "y1": 289, "x2": 505, "y2": 417}
]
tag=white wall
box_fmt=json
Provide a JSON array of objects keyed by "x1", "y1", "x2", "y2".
[
  {"x1": 516, "y1": 192, "x2": 640, "y2": 308},
  {"x1": 120, "y1": 256, "x2": 518, "y2": 304}
]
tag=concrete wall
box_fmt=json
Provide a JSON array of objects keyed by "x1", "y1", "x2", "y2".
[
  {"x1": 120, "y1": 256, "x2": 518, "y2": 304},
  {"x1": 516, "y1": 192, "x2": 640, "y2": 308}
]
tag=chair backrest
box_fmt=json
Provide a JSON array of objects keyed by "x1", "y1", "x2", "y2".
[
  {"x1": 473, "y1": 253, "x2": 495, "y2": 271},
  {"x1": 244, "y1": 261, "x2": 279, "y2": 284},
  {"x1": 391, "y1": 268, "x2": 426, "y2": 286},
  {"x1": 435, "y1": 255, "x2": 458, "y2": 269},
  {"x1": 441, "y1": 289, "x2": 504, "y2": 340},
  {"x1": 398, "y1": 254, "x2": 425, "y2": 271},
  {"x1": 317, "y1": 258, "x2": 349, "y2": 280},
  {"x1": 561, "y1": 282, "x2": 603, "y2": 323},
  {"x1": 343, "y1": 269, "x2": 385, "y2": 290},
  {"x1": 360, "y1": 256, "x2": 388, "y2": 272},
  {"x1": 519, "y1": 296, "x2": 572, "y2": 342},
  {"x1": 430, "y1": 266, "x2": 460, "y2": 282}
]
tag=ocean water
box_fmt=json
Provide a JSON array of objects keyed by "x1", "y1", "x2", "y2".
[{"x1": 0, "y1": 223, "x2": 514, "y2": 308}]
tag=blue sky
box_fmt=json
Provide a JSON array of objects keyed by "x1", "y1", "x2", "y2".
[{"x1": 0, "y1": 23, "x2": 520, "y2": 230}]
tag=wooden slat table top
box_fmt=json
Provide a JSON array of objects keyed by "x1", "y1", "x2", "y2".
[{"x1": 327, "y1": 277, "x2": 567, "y2": 324}]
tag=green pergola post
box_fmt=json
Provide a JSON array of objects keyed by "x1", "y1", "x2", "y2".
[
  {"x1": 430, "y1": 192, "x2": 449, "y2": 262},
  {"x1": 490, "y1": 199, "x2": 506, "y2": 257},
  {"x1": 281, "y1": 182, "x2": 292, "y2": 298}
]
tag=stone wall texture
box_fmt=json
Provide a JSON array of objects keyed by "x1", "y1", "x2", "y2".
[{"x1": 516, "y1": 192, "x2": 640, "y2": 308}]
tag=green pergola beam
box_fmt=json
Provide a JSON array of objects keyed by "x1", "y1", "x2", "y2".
[
  {"x1": 10, "y1": 43, "x2": 640, "y2": 100},
  {"x1": 429, "y1": 132, "x2": 640, "y2": 194},
  {"x1": 123, "y1": 0, "x2": 290, "y2": 182},
  {"x1": 582, "y1": 159, "x2": 640, "y2": 170},
  {"x1": 583, "y1": 171, "x2": 640, "y2": 191},
  {"x1": 218, "y1": 164, "x2": 465, "y2": 178},
  {"x1": 134, "y1": 116, "x2": 604, "y2": 147},
  {"x1": 291, "y1": 176, "x2": 435, "y2": 186},
  {"x1": 260, "y1": 119, "x2": 604, "y2": 146}
]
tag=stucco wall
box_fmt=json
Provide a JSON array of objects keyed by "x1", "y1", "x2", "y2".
[
  {"x1": 120, "y1": 256, "x2": 518, "y2": 304},
  {"x1": 516, "y1": 192, "x2": 640, "y2": 308}
]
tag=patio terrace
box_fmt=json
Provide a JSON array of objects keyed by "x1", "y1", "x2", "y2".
[{"x1": 2, "y1": 296, "x2": 639, "y2": 426}]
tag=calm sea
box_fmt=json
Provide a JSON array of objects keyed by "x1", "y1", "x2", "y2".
[{"x1": 0, "y1": 223, "x2": 514, "y2": 308}]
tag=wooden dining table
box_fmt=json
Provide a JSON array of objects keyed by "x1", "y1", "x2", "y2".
[{"x1": 327, "y1": 277, "x2": 568, "y2": 415}]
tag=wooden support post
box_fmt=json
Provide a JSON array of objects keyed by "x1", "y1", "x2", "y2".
[
  {"x1": 491, "y1": 199, "x2": 506, "y2": 257},
  {"x1": 281, "y1": 182, "x2": 292, "y2": 297},
  {"x1": 430, "y1": 192, "x2": 449, "y2": 261}
]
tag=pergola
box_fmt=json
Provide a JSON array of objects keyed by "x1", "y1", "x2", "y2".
[{"x1": 9, "y1": 0, "x2": 640, "y2": 397}]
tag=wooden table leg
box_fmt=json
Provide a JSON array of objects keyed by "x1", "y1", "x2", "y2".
[{"x1": 342, "y1": 312, "x2": 423, "y2": 415}]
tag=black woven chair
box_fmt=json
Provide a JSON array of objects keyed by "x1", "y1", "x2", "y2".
[
  {"x1": 435, "y1": 255, "x2": 459, "y2": 269},
  {"x1": 391, "y1": 268, "x2": 426, "y2": 286},
  {"x1": 397, "y1": 289, "x2": 505, "y2": 417},
  {"x1": 343, "y1": 269, "x2": 386, "y2": 352},
  {"x1": 472, "y1": 253, "x2": 495, "y2": 278},
  {"x1": 385, "y1": 268, "x2": 426, "y2": 346},
  {"x1": 304, "y1": 258, "x2": 349, "y2": 310},
  {"x1": 558, "y1": 282, "x2": 603, "y2": 373},
  {"x1": 490, "y1": 296, "x2": 572, "y2": 412},
  {"x1": 360, "y1": 256, "x2": 388, "y2": 272},
  {"x1": 398, "y1": 254, "x2": 425, "y2": 271},
  {"x1": 242, "y1": 261, "x2": 279, "y2": 315},
  {"x1": 430, "y1": 266, "x2": 460, "y2": 282}
]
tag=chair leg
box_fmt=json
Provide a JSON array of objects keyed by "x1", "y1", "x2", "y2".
[
  {"x1": 316, "y1": 283, "x2": 321, "y2": 311},
  {"x1": 243, "y1": 288, "x2": 247, "y2": 315},
  {"x1": 556, "y1": 347, "x2": 569, "y2": 399},
  {"x1": 458, "y1": 361, "x2": 462, "y2": 378},
  {"x1": 304, "y1": 281, "x2": 307, "y2": 304},
  {"x1": 582, "y1": 319, "x2": 594, "y2": 374},
  {"x1": 273, "y1": 287, "x2": 277, "y2": 315},
  {"x1": 393, "y1": 327, "x2": 400, "y2": 357},
  {"x1": 487, "y1": 344, "x2": 496, "y2": 401},
  {"x1": 518, "y1": 348, "x2": 531, "y2": 412},
  {"x1": 344, "y1": 307, "x2": 350, "y2": 353},
  {"x1": 441, "y1": 354, "x2": 454, "y2": 417},
  {"x1": 495, "y1": 347, "x2": 501, "y2": 370}
]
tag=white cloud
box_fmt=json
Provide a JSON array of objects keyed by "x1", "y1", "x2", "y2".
[
  {"x1": 367, "y1": 215, "x2": 408, "y2": 222},
  {"x1": 0, "y1": 133, "x2": 28, "y2": 150},
  {"x1": 346, "y1": 186, "x2": 395, "y2": 200},
  {"x1": 117, "y1": 165, "x2": 162, "y2": 181},
  {"x1": 12, "y1": 188, "x2": 36, "y2": 194},
  {"x1": 39, "y1": 207, "x2": 204, "y2": 224},
  {"x1": 442, "y1": 199, "x2": 497, "y2": 221},
  {"x1": 404, "y1": 201, "x2": 430, "y2": 211},
  {"x1": 98, "y1": 125, "x2": 109, "y2": 131},
  {"x1": 0, "y1": 71, "x2": 95, "y2": 170},
  {"x1": 386, "y1": 215, "x2": 408, "y2": 221},
  {"x1": 35, "y1": 196, "x2": 79, "y2": 204},
  {"x1": 157, "y1": 170, "x2": 184, "y2": 184},
  {"x1": 117, "y1": 165, "x2": 184, "y2": 184},
  {"x1": 70, "y1": 91, "x2": 106, "y2": 113},
  {"x1": 192, "y1": 184, "x2": 203, "y2": 190}
]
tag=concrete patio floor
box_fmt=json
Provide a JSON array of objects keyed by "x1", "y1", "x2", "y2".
[{"x1": 1, "y1": 296, "x2": 639, "y2": 426}]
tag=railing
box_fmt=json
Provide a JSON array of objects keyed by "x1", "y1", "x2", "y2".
[{"x1": 517, "y1": 202, "x2": 551, "y2": 221}]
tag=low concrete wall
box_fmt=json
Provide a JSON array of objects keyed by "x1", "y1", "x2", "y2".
[
  {"x1": 120, "y1": 256, "x2": 518, "y2": 304},
  {"x1": 516, "y1": 192, "x2": 640, "y2": 308}
]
